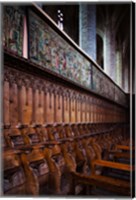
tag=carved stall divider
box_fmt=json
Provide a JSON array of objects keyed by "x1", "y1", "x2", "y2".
[{"x1": 4, "y1": 65, "x2": 127, "y2": 128}]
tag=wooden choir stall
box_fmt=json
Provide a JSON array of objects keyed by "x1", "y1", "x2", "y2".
[{"x1": 2, "y1": 4, "x2": 134, "y2": 197}]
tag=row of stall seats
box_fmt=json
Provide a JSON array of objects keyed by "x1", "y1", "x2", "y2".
[{"x1": 3, "y1": 122, "x2": 132, "y2": 196}]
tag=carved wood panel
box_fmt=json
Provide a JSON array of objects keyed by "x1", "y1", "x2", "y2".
[{"x1": 3, "y1": 66, "x2": 127, "y2": 127}]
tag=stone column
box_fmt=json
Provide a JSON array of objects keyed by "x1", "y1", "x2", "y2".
[
  {"x1": 103, "y1": 25, "x2": 116, "y2": 82},
  {"x1": 116, "y1": 50, "x2": 122, "y2": 87},
  {"x1": 123, "y1": 60, "x2": 130, "y2": 93},
  {"x1": 79, "y1": 4, "x2": 96, "y2": 61}
]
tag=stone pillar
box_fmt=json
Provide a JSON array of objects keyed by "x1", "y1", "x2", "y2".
[
  {"x1": 123, "y1": 60, "x2": 130, "y2": 93},
  {"x1": 79, "y1": 4, "x2": 96, "y2": 61},
  {"x1": 103, "y1": 26, "x2": 116, "y2": 82},
  {"x1": 116, "y1": 50, "x2": 122, "y2": 87}
]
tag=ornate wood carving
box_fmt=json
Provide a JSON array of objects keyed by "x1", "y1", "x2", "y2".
[{"x1": 4, "y1": 63, "x2": 127, "y2": 126}]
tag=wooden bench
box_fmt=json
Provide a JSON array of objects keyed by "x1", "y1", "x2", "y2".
[
  {"x1": 71, "y1": 171, "x2": 130, "y2": 196},
  {"x1": 91, "y1": 159, "x2": 134, "y2": 176}
]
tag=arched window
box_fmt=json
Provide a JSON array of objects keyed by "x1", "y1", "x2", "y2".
[{"x1": 96, "y1": 34, "x2": 104, "y2": 69}]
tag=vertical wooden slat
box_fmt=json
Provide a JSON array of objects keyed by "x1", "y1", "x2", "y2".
[
  {"x1": 46, "y1": 92, "x2": 54, "y2": 123},
  {"x1": 41, "y1": 90, "x2": 44, "y2": 124},
  {"x1": 80, "y1": 99, "x2": 82, "y2": 122},
  {"x1": 9, "y1": 83, "x2": 18, "y2": 126},
  {"x1": 54, "y1": 93, "x2": 56, "y2": 122},
  {"x1": 20, "y1": 85, "x2": 26, "y2": 125},
  {"x1": 23, "y1": 87, "x2": 32, "y2": 125},
  {"x1": 87, "y1": 98, "x2": 89, "y2": 122},
  {"x1": 32, "y1": 88, "x2": 36, "y2": 124},
  {"x1": 56, "y1": 93, "x2": 62, "y2": 123},
  {"x1": 46, "y1": 92, "x2": 50, "y2": 123},
  {"x1": 62, "y1": 94, "x2": 64, "y2": 122},
  {"x1": 44, "y1": 91, "x2": 47, "y2": 123},
  {"x1": 3, "y1": 81, "x2": 10, "y2": 125},
  {"x1": 69, "y1": 97, "x2": 71, "y2": 123},
  {"x1": 37, "y1": 90, "x2": 44, "y2": 124},
  {"x1": 91, "y1": 98, "x2": 93, "y2": 123},
  {"x1": 22, "y1": 87, "x2": 29, "y2": 124},
  {"x1": 35, "y1": 89, "x2": 39, "y2": 124},
  {"x1": 85, "y1": 97, "x2": 87, "y2": 122},
  {"x1": 63, "y1": 95, "x2": 66, "y2": 123},
  {"x1": 29, "y1": 87, "x2": 33, "y2": 124},
  {"x1": 17, "y1": 85, "x2": 22, "y2": 124},
  {"x1": 71, "y1": 98, "x2": 75, "y2": 123},
  {"x1": 64, "y1": 95, "x2": 69, "y2": 123},
  {"x1": 77, "y1": 99, "x2": 79, "y2": 122},
  {"x1": 75, "y1": 97, "x2": 77, "y2": 122},
  {"x1": 82, "y1": 99, "x2": 85, "y2": 122},
  {"x1": 25, "y1": 87, "x2": 29, "y2": 106},
  {"x1": 89, "y1": 98, "x2": 91, "y2": 122}
]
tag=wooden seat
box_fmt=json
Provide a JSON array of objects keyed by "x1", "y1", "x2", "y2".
[
  {"x1": 20, "y1": 146, "x2": 50, "y2": 195},
  {"x1": 71, "y1": 123, "x2": 80, "y2": 137},
  {"x1": 78, "y1": 123, "x2": 85, "y2": 135},
  {"x1": 44, "y1": 124, "x2": 56, "y2": 141},
  {"x1": 63, "y1": 124, "x2": 73, "y2": 138},
  {"x1": 3, "y1": 150, "x2": 27, "y2": 195},
  {"x1": 43, "y1": 143, "x2": 66, "y2": 194},
  {"x1": 3, "y1": 121, "x2": 131, "y2": 196},
  {"x1": 53, "y1": 123, "x2": 67, "y2": 140},
  {"x1": 26, "y1": 127, "x2": 42, "y2": 145},
  {"x1": 6, "y1": 128, "x2": 29, "y2": 148},
  {"x1": 83, "y1": 123, "x2": 89, "y2": 135}
]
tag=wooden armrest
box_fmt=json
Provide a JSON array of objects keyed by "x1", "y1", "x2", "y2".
[
  {"x1": 92, "y1": 159, "x2": 134, "y2": 171},
  {"x1": 4, "y1": 151, "x2": 21, "y2": 171},
  {"x1": 43, "y1": 141, "x2": 62, "y2": 145},
  {"x1": 15, "y1": 145, "x2": 33, "y2": 151},
  {"x1": 108, "y1": 151, "x2": 130, "y2": 159},
  {"x1": 71, "y1": 171, "x2": 129, "y2": 188},
  {"x1": 71, "y1": 171, "x2": 130, "y2": 195},
  {"x1": 16, "y1": 124, "x2": 28, "y2": 129},
  {"x1": 60, "y1": 138, "x2": 74, "y2": 142},
  {"x1": 116, "y1": 145, "x2": 134, "y2": 151},
  {"x1": 71, "y1": 172, "x2": 130, "y2": 193}
]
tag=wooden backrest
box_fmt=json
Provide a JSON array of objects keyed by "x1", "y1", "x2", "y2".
[
  {"x1": 78, "y1": 123, "x2": 84, "y2": 135},
  {"x1": 53, "y1": 123, "x2": 66, "y2": 139},
  {"x1": 7, "y1": 128, "x2": 27, "y2": 148},
  {"x1": 63, "y1": 124, "x2": 73, "y2": 138},
  {"x1": 44, "y1": 124, "x2": 55, "y2": 141},
  {"x1": 3, "y1": 150, "x2": 26, "y2": 194},
  {"x1": 70, "y1": 124, "x2": 77, "y2": 137}
]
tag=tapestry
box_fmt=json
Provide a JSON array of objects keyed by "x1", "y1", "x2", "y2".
[
  {"x1": 3, "y1": 6, "x2": 25, "y2": 56},
  {"x1": 3, "y1": 8, "x2": 127, "y2": 106},
  {"x1": 28, "y1": 10, "x2": 91, "y2": 88},
  {"x1": 91, "y1": 66, "x2": 113, "y2": 99},
  {"x1": 92, "y1": 65, "x2": 127, "y2": 105}
]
